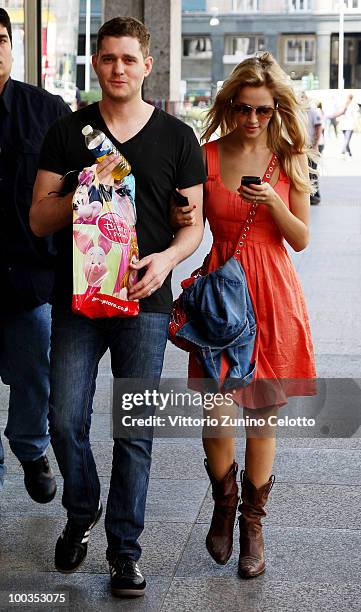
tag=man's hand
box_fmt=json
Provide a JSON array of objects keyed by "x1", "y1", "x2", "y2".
[
  {"x1": 128, "y1": 251, "x2": 174, "y2": 300},
  {"x1": 95, "y1": 155, "x2": 121, "y2": 185}
]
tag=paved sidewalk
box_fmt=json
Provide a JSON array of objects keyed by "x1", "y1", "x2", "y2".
[{"x1": 1, "y1": 137, "x2": 361, "y2": 611}]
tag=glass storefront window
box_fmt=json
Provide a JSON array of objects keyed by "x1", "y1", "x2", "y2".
[
  {"x1": 183, "y1": 36, "x2": 212, "y2": 58},
  {"x1": 0, "y1": 0, "x2": 25, "y2": 81},
  {"x1": 41, "y1": 0, "x2": 79, "y2": 105},
  {"x1": 225, "y1": 35, "x2": 265, "y2": 56}
]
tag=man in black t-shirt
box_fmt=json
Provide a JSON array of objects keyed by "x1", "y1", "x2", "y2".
[{"x1": 30, "y1": 17, "x2": 205, "y2": 598}]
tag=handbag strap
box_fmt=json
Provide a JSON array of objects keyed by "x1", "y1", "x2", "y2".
[{"x1": 233, "y1": 153, "x2": 278, "y2": 260}]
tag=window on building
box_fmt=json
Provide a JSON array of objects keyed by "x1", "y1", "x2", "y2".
[
  {"x1": 289, "y1": 0, "x2": 312, "y2": 10},
  {"x1": 182, "y1": 0, "x2": 206, "y2": 10},
  {"x1": 333, "y1": 0, "x2": 361, "y2": 8},
  {"x1": 344, "y1": 0, "x2": 361, "y2": 8},
  {"x1": 77, "y1": 33, "x2": 97, "y2": 56},
  {"x1": 2, "y1": 0, "x2": 24, "y2": 7},
  {"x1": 183, "y1": 37, "x2": 212, "y2": 58},
  {"x1": 225, "y1": 36, "x2": 265, "y2": 56},
  {"x1": 285, "y1": 37, "x2": 315, "y2": 63},
  {"x1": 232, "y1": 0, "x2": 259, "y2": 11}
]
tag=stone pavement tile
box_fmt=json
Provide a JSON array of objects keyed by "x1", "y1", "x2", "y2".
[
  {"x1": 0, "y1": 515, "x2": 192, "y2": 577},
  {"x1": 0, "y1": 572, "x2": 170, "y2": 612},
  {"x1": 277, "y1": 437, "x2": 361, "y2": 449},
  {"x1": 92, "y1": 384, "x2": 112, "y2": 413},
  {"x1": 88, "y1": 439, "x2": 207, "y2": 480},
  {"x1": 306, "y1": 206, "x2": 361, "y2": 234},
  {"x1": 0, "y1": 474, "x2": 208, "y2": 524},
  {"x1": 163, "y1": 344, "x2": 189, "y2": 377},
  {"x1": 4, "y1": 435, "x2": 361, "y2": 482},
  {"x1": 320, "y1": 176, "x2": 361, "y2": 204},
  {"x1": 316, "y1": 354, "x2": 361, "y2": 378},
  {"x1": 197, "y1": 482, "x2": 361, "y2": 529},
  {"x1": 90, "y1": 413, "x2": 114, "y2": 441},
  {"x1": 273, "y1": 448, "x2": 361, "y2": 485},
  {"x1": 0, "y1": 384, "x2": 9, "y2": 409},
  {"x1": 0, "y1": 410, "x2": 8, "y2": 428},
  {"x1": 161, "y1": 577, "x2": 361, "y2": 612},
  {"x1": 2, "y1": 438, "x2": 208, "y2": 480},
  {"x1": 150, "y1": 439, "x2": 206, "y2": 480},
  {"x1": 175, "y1": 525, "x2": 361, "y2": 583},
  {"x1": 0, "y1": 474, "x2": 64, "y2": 516},
  {"x1": 145, "y1": 479, "x2": 208, "y2": 522}
]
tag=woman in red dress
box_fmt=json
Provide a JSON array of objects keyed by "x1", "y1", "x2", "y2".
[{"x1": 174, "y1": 53, "x2": 316, "y2": 578}]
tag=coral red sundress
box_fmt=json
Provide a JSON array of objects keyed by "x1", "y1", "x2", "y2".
[{"x1": 188, "y1": 140, "x2": 316, "y2": 409}]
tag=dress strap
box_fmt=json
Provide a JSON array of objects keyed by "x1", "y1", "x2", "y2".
[
  {"x1": 261, "y1": 154, "x2": 278, "y2": 184},
  {"x1": 205, "y1": 141, "x2": 220, "y2": 179}
]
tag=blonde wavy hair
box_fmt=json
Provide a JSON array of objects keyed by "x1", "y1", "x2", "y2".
[{"x1": 202, "y1": 52, "x2": 314, "y2": 193}]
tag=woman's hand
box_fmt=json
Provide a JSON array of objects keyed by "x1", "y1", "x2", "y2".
[
  {"x1": 170, "y1": 202, "x2": 197, "y2": 228},
  {"x1": 238, "y1": 182, "x2": 278, "y2": 209}
]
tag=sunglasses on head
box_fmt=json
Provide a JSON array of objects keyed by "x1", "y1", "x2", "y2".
[{"x1": 231, "y1": 102, "x2": 278, "y2": 119}]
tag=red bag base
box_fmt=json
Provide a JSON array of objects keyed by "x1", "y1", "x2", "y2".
[{"x1": 72, "y1": 293, "x2": 139, "y2": 319}]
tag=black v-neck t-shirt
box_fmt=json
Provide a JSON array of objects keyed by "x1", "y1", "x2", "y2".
[{"x1": 38, "y1": 103, "x2": 206, "y2": 313}]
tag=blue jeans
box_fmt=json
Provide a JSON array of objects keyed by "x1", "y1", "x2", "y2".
[
  {"x1": 49, "y1": 306, "x2": 170, "y2": 561},
  {"x1": 0, "y1": 304, "x2": 51, "y2": 490},
  {"x1": 342, "y1": 130, "x2": 353, "y2": 155}
]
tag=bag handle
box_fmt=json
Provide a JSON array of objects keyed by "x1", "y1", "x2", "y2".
[{"x1": 233, "y1": 153, "x2": 278, "y2": 260}]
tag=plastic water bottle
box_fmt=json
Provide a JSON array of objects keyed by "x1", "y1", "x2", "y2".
[{"x1": 82, "y1": 125, "x2": 131, "y2": 181}]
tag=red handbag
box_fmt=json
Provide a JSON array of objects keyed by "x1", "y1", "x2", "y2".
[
  {"x1": 168, "y1": 154, "x2": 278, "y2": 351},
  {"x1": 168, "y1": 260, "x2": 207, "y2": 352}
]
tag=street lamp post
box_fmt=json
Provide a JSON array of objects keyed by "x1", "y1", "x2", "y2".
[{"x1": 338, "y1": 0, "x2": 344, "y2": 90}]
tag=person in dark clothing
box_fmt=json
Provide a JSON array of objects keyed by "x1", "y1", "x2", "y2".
[
  {"x1": 0, "y1": 9, "x2": 70, "y2": 501},
  {"x1": 30, "y1": 16, "x2": 205, "y2": 598}
]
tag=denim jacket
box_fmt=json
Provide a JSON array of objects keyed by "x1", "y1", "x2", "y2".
[{"x1": 177, "y1": 256, "x2": 256, "y2": 390}]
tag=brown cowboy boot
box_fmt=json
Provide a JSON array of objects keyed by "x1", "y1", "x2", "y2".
[
  {"x1": 204, "y1": 459, "x2": 239, "y2": 565},
  {"x1": 238, "y1": 470, "x2": 275, "y2": 579}
]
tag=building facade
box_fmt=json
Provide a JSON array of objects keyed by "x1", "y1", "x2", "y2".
[{"x1": 182, "y1": 0, "x2": 361, "y2": 97}]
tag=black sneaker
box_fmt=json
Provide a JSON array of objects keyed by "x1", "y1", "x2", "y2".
[
  {"x1": 21, "y1": 455, "x2": 57, "y2": 504},
  {"x1": 109, "y1": 558, "x2": 146, "y2": 597},
  {"x1": 55, "y1": 503, "x2": 103, "y2": 573}
]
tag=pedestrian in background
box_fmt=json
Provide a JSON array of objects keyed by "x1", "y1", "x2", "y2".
[
  {"x1": 0, "y1": 9, "x2": 69, "y2": 501},
  {"x1": 324, "y1": 94, "x2": 340, "y2": 138},
  {"x1": 173, "y1": 52, "x2": 316, "y2": 580},
  {"x1": 316, "y1": 102, "x2": 325, "y2": 155},
  {"x1": 301, "y1": 92, "x2": 323, "y2": 205},
  {"x1": 338, "y1": 93, "x2": 360, "y2": 158}
]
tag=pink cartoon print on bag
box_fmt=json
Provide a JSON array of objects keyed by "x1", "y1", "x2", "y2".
[
  {"x1": 73, "y1": 184, "x2": 102, "y2": 224},
  {"x1": 73, "y1": 230, "x2": 112, "y2": 298},
  {"x1": 72, "y1": 164, "x2": 140, "y2": 318}
]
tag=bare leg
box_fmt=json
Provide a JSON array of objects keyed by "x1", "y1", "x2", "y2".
[
  {"x1": 245, "y1": 437, "x2": 276, "y2": 487},
  {"x1": 202, "y1": 400, "x2": 237, "y2": 481},
  {"x1": 244, "y1": 406, "x2": 277, "y2": 486},
  {"x1": 202, "y1": 436, "x2": 236, "y2": 481}
]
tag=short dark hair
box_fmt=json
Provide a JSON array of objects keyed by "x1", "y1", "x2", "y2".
[
  {"x1": 96, "y1": 17, "x2": 150, "y2": 57},
  {"x1": 0, "y1": 8, "x2": 12, "y2": 46}
]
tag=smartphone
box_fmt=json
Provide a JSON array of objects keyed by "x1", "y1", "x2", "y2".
[
  {"x1": 241, "y1": 176, "x2": 262, "y2": 186},
  {"x1": 172, "y1": 189, "x2": 189, "y2": 207}
]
